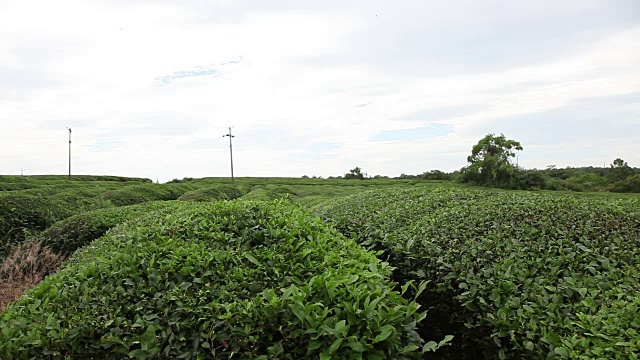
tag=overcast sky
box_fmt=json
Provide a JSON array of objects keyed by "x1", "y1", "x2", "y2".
[{"x1": 1, "y1": 0, "x2": 638, "y2": 181}]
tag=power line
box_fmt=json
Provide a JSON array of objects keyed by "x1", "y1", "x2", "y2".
[{"x1": 222, "y1": 127, "x2": 235, "y2": 182}]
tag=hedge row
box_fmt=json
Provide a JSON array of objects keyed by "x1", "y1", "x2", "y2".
[
  {"x1": 314, "y1": 188, "x2": 640, "y2": 359},
  {"x1": 102, "y1": 183, "x2": 200, "y2": 206},
  {"x1": 177, "y1": 185, "x2": 245, "y2": 202},
  {"x1": 0, "y1": 200, "x2": 442, "y2": 359},
  {"x1": 40, "y1": 201, "x2": 177, "y2": 257},
  {"x1": 0, "y1": 193, "x2": 72, "y2": 258},
  {"x1": 1, "y1": 183, "x2": 205, "y2": 257},
  {"x1": 0, "y1": 175, "x2": 152, "y2": 183},
  {"x1": 0, "y1": 183, "x2": 35, "y2": 191}
]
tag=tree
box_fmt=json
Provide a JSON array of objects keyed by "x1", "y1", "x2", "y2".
[
  {"x1": 607, "y1": 158, "x2": 634, "y2": 183},
  {"x1": 611, "y1": 174, "x2": 640, "y2": 193},
  {"x1": 420, "y1": 170, "x2": 451, "y2": 181},
  {"x1": 612, "y1": 158, "x2": 626, "y2": 168},
  {"x1": 344, "y1": 166, "x2": 366, "y2": 180},
  {"x1": 463, "y1": 133, "x2": 523, "y2": 186}
]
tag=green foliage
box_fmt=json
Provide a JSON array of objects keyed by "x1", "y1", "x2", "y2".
[
  {"x1": 526, "y1": 159, "x2": 640, "y2": 194},
  {"x1": 102, "y1": 184, "x2": 198, "y2": 206},
  {"x1": 607, "y1": 158, "x2": 635, "y2": 183},
  {"x1": 314, "y1": 188, "x2": 640, "y2": 359},
  {"x1": 0, "y1": 181, "x2": 205, "y2": 258},
  {"x1": 178, "y1": 185, "x2": 245, "y2": 202},
  {"x1": 0, "y1": 201, "x2": 433, "y2": 359},
  {"x1": 0, "y1": 175, "x2": 151, "y2": 184},
  {"x1": 463, "y1": 133, "x2": 523, "y2": 187},
  {"x1": 539, "y1": 166, "x2": 608, "y2": 180},
  {"x1": 611, "y1": 174, "x2": 640, "y2": 193},
  {"x1": 344, "y1": 167, "x2": 367, "y2": 180},
  {"x1": 40, "y1": 202, "x2": 175, "y2": 257},
  {"x1": 49, "y1": 188, "x2": 115, "y2": 212},
  {"x1": 0, "y1": 193, "x2": 72, "y2": 257},
  {"x1": 565, "y1": 173, "x2": 610, "y2": 192},
  {"x1": 0, "y1": 183, "x2": 35, "y2": 191},
  {"x1": 21, "y1": 175, "x2": 152, "y2": 182},
  {"x1": 420, "y1": 170, "x2": 453, "y2": 181},
  {"x1": 507, "y1": 170, "x2": 546, "y2": 190},
  {"x1": 241, "y1": 186, "x2": 282, "y2": 201},
  {"x1": 396, "y1": 170, "x2": 456, "y2": 181},
  {"x1": 544, "y1": 177, "x2": 569, "y2": 191}
]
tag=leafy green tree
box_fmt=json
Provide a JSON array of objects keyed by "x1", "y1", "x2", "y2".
[
  {"x1": 611, "y1": 174, "x2": 640, "y2": 193},
  {"x1": 420, "y1": 170, "x2": 451, "y2": 181},
  {"x1": 607, "y1": 158, "x2": 634, "y2": 182},
  {"x1": 463, "y1": 133, "x2": 523, "y2": 186},
  {"x1": 344, "y1": 167, "x2": 366, "y2": 180},
  {"x1": 566, "y1": 173, "x2": 609, "y2": 192}
]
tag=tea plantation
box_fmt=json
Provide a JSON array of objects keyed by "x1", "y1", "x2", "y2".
[
  {"x1": 1, "y1": 200, "x2": 435, "y2": 359},
  {"x1": 314, "y1": 188, "x2": 640, "y2": 359},
  {"x1": 0, "y1": 175, "x2": 639, "y2": 359}
]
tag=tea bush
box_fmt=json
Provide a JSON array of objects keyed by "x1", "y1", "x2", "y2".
[
  {"x1": 0, "y1": 193, "x2": 72, "y2": 257},
  {"x1": 102, "y1": 184, "x2": 199, "y2": 206},
  {"x1": 49, "y1": 187, "x2": 115, "y2": 212},
  {"x1": 178, "y1": 185, "x2": 245, "y2": 202},
  {"x1": 21, "y1": 175, "x2": 152, "y2": 182},
  {"x1": 315, "y1": 188, "x2": 640, "y2": 359},
  {"x1": 40, "y1": 201, "x2": 176, "y2": 257},
  {"x1": 18, "y1": 187, "x2": 63, "y2": 197},
  {"x1": 241, "y1": 186, "x2": 281, "y2": 201},
  {"x1": 0, "y1": 200, "x2": 438, "y2": 359},
  {"x1": 0, "y1": 183, "x2": 35, "y2": 191}
]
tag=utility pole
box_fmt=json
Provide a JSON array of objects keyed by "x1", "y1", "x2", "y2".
[
  {"x1": 67, "y1": 127, "x2": 72, "y2": 180},
  {"x1": 222, "y1": 127, "x2": 235, "y2": 182},
  {"x1": 20, "y1": 168, "x2": 24, "y2": 176}
]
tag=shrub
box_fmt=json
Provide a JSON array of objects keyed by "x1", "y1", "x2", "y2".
[
  {"x1": 314, "y1": 188, "x2": 640, "y2": 359},
  {"x1": 26, "y1": 175, "x2": 152, "y2": 182},
  {"x1": 420, "y1": 170, "x2": 453, "y2": 181},
  {"x1": 565, "y1": 173, "x2": 609, "y2": 192},
  {"x1": 0, "y1": 183, "x2": 35, "y2": 191},
  {"x1": 40, "y1": 202, "x2": 175, "y2": 257},
  {"x1": 0, "y1": 201, "x2": 438, "y2": 359},
  {"x1": 178, "y1": 185, "x2": 244, "y2": 202},
  {"x1": 49, "y1": 188, "x2": 115, "y2": 212},
  {"x1": 102, "y1": 184, "x2": 198, "y2": 206},
  {"x1": 269, "y1": 185, "x2": 298, "y2": 196},
  {"x1": 611, "y1": 174, "x2": 640, "y2": 193},
  {"x1": 241, "y1": 186, "x2": 281, "y2": 201},
  {"x1": 544, "y1": 178, "x2": 568, "y2": 191},
  {"x1": 0, "y1": 193, "x2": 71, "y2": 257},
  {"x1": 18, "y1": 187, "x2": 63, "y2": 197},
  {"x1": 507, "y1": 171, "x2": 546, "y2": 190}
]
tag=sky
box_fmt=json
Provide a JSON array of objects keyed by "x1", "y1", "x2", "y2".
[{"x1": 1, "y1": 0, "x2": 639, "y2": 182}]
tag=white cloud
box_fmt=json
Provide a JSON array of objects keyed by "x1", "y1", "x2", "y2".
[{"x1": 1, "y1": 0, "x2": 638, "y2": 180}]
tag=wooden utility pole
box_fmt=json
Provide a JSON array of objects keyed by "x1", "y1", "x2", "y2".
[
  {"x1": 67, "y1": 127, "x2": 72, "y2": 179},
  {"x1": 222, "y1": 127, "x2": 235, "y2": 182}
]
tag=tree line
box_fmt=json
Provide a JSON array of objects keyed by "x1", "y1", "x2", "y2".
[{"x1": 322, "y1": 133, "x2": 640, "y2": 193}]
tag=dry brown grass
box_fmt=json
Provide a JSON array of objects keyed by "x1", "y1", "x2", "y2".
[{"x1": 0, "y1": 241, "x2": 63, "y2": 312}]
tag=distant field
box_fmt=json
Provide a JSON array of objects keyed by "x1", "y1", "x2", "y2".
[{"x1": 0, "y1": 175, "x2": 638, "y2": 359}]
